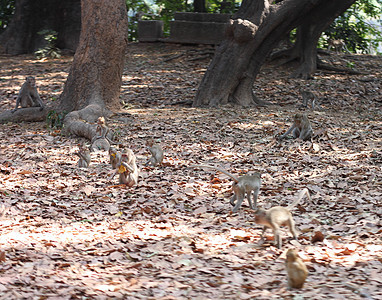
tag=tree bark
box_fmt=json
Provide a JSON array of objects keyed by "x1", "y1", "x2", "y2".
[
  {"x1": 0, "y1": 0, "x2": 81, "y2": 55},
  {"x1": 193, "y1": 0, "x2": 355, "y2": 107},
  {"x1": 194, "y1": 0, "x2": 206, "y2": 13},
  {"x1": 59, "y1": 0, "x2": 128, "y2": 140}
]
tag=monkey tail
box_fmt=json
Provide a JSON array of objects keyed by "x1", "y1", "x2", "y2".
[
  {"x1": 189, "y1": 164, "x2": 239, "y2": 182},
  {"x1": 287, "y1": 188, "x2": 310, "y2": 209}
]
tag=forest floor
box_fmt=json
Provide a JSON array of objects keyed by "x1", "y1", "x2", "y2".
[{"x1": 0, "y1": 42, "x2": 381, "y2": 299}]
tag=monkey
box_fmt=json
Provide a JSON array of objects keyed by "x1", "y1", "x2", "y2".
[
  {"x1": 109, "y1": 147, "x2": 120, "y2": 169},
  {"x1": 254, "y1": 188, "x2": 311, "y2": 249},
  {"x1": 75, "y1": 145, "x2": 91, "y2": 168},
  {"x1": 278, "y1": 113, "x2": 313, "y2": 141},
  {"x1": 12, "y1": 76, "x2": 45, "y2": 113},
  {"x1": 300, "y1": 90, "x2": 319, "y2": 110},
  {"x1": 146, "y1": 139, "x2": 164, "y2": 167},
  {"x1": 285, "y1": 248, "x2": 308, "y2": 289},
  {"x1": 91, "y1": 117, "x2": 111, "y2": 151},
  {"x1": 190, "y1": 164, "x2": 261, "y2": 212},
  {"x1": 327, "y1": 39, "x2": 350, "y2": 54},
  {"x1": 110, "y1": 149, "x2": 139, "y2": 187}
]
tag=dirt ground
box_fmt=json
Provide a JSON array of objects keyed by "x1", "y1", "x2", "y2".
[{"x1": 0, "y1": 42, "x2": 381, "y2": 299}]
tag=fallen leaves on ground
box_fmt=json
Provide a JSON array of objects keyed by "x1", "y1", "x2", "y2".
[{"x1": 0, "y1": 43, "x2": 381, "y2": 299}]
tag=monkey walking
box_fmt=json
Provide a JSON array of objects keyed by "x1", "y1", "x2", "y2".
[
  {"x1": 254, "y1": 188, "x2": 311, "y2": 249},
  {"x1": 300, "y1": 90, "x2": 320, "y2": 110},
  {"x1": 278, "y1": 113, "x2": 313, "y2": 141},
  {"x1": 285, "y1": 249, "x2": 308, "y2": 289},
  {"x1": 12, "y1": 76, "x2": 45, "y2": 113},
  {"x1": 190, "y1": 164, "x2": 261, "y2": 212},
  {"x1": 327, "y1": 39, "x2": 350, "y2": 54}
]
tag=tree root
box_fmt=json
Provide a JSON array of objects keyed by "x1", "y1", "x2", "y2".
[{"x1": 0, "y1": 107, "x2": 48, "y2": 123}]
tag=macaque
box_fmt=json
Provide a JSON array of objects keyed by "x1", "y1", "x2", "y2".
[
  {"x1": 278, "y1": 113, "x2": 313, "y2": 141},
  {"x1": 327, "y1": 39, "x2": 350, "y2": 54},
  {"x1": 109, "y1": 147, "x2": 119, "y2": 169},
  {"x1": 12, "y1": 76, "x2": 45, "y2": 113},
  {"x1": 91, "y1": 117, "x2": 111, "y2": 151},
  {"x1": 146, "y1": 139, "x2": 164, "y2": 167},
  {"x1": 191, "y1": 165, "x2": 261, "y2": 212},
  {"x1": 300, "y1": 90, "x2": 319, "y2": 110},
  {"x1": 285, "y1": 249, "x2": 308, "y2": 289},
  {"x1": 254, "y1": 188, "x2": 310, "y2": 249},
  {"x1": 75, "y1": 145, "x2": 91, "y2": 168},
  {"x1": 110, "y1": 149, "x2": 139, "y2": 187}
]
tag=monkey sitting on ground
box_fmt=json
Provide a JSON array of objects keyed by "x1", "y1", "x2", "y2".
[
  {"x1": 146, "y1": 139, "x2": 164, "y2": 167},
  {"x1": 285, "y1": 248, "x2": 308, "y2": 289},
  {"x1": 254, "y1": 188, "x2": 311, "y2": 249},
  {"x1": 12, "y1": 76, "x2": 45, "y2": 113},
  {"x1": 91, "y1": 117, "x2": 111, "y2": 151},
  {"x1": 110, "y1": 149, "x2": 139, "y2": 187},
  {"x1": 278, "y1": 113, "x2": 313, "y2": 141},
  {"x1": 109, "y1": 147, "x2": 120, "y2": 169},
  {"x1": 75, "y1": 145, "x2": 91, "y2": 168},
  {"x1": 190, "y1": 165, "x2": 261, "y2": 213}
]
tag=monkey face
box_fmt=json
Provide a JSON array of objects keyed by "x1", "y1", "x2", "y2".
[{"x1": 26, "y1": 76, "x2": 36, "y2": 87}]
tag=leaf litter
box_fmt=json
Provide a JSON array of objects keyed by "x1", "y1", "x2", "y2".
[{"x1": 0, "y1": 43, "x2": 381, "y2": 299}]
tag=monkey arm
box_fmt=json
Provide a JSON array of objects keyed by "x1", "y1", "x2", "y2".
[{"x1": 279, "y1": 124, "x2": 296, "y2": 140}]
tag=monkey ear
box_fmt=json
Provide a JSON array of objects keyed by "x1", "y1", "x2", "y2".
[{"x1": 25, "y1": 77, "x2": 28, "y2": 80}]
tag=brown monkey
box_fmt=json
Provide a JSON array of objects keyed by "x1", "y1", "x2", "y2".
[
  {"x1": 109, "y1": 147, "x2": 119, "y2": 169},
  {"x1": 254, "y1": 188, "x2": 310, "y2": 249},
  {"x1": 285, "y1": 249, "x2": 308, "y2": 289},
  {"x1": 278, "y1": 113, "x2": 313, "y2": 141},
  {"x1": 110, "y1": 149, "x2": 139, "y2": 187},
  {"x1": 191, "y1": 164, "x2": 261, "y2": 212},
  {"x1": 75, "y1": 145, "x2": 91, "y2": 168},
  {"x1": 91, "y1": 117, "x2": 111, "y2": 151},
  {"x1": 146, "y1": 139, "x2": 164, "y2": 167},
  {"x1": 12, "y1": 76, "x2": 45, "y2": 113},
  {"x1": 327, "y1": 39, "x2": 350, "y2": 53}
]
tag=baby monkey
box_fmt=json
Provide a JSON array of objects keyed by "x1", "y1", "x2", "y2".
[
  {"x1": 75, "y1": 145, "x2": 91, "y2": 168},
  {"x1": 146, "y1": 139, "x2": 164, "y2": 167},
  {"x1": 110, "y1": 149, "x2": 139, "y2": 187},
  {"x1": 254, "y1": 188, "x2": 310, "y2": 249},
  {"x1": 91, "y1": 117, "x2": 111, "y2": 151},
  {"x1": 109, "y1": 147, "x2": 119, "y2": 169},
  {"x1": 278, "y1": 113, "x2": 313, "y2": 141},
  {"x1": 12, "y1": 76, "x2": 45, "y2": 113},
  {"x1": 191, "y1": 165, "x2": 261, "y2": 212},
  {"x1": 285, "y1": 248, "x2": 308, "y2": 289}
]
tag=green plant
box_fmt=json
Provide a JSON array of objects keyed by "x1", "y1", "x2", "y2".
[
  {"x1": 46, "y1": 110, "x2": 67, "y2": 129},
  {"x1": 0, "y1": 0, "x2": 15, "y2": 33},
  {"x1": 35, "y1": 30, "x2": 61, "y2": 59},
  {"x1": 323, "y1": 0, "x2": 382, "y2": 53}
]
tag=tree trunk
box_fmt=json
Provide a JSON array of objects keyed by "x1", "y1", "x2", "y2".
[
  {"x1": 0, "y1": 0, "x2": 81, "y2": 55},
  {"x1": 59, "y1": 0, "x2": 128, "y2": 141},
  {"x1": 290, "y1": 0, "x2": 356, "y2": 79},
  {"x1": 194, "y1": 0, "x2": 206, "y2": 13},
  {"x1": 193, "y1": 0, "x2": 354, "y2": 107}
]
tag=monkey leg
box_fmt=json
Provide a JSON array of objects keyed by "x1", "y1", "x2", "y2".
[
  {"x1": 232, "y1": 192, "x2": 245, "y2": 212},
  {"x1": 246, "y1": 192, "x2": 254, "y2": 209},
  {"x1": 292, "y1": 128, "x2": 300, "y2": 139},
  {"x1": 252, "y1": 188, "x2": 259, "y2": 209},
  {"x1": 288, "y1": 219, "x2": 298, "y2": 240},
  {"x1": 273, "y1": 226, "x2": 282, "y2": 248}
]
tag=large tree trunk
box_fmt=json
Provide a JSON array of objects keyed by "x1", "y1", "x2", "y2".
[
  {"x1": 0, "y1": 0, "x2": 81, "y2": 55},
  {"x1": 60, "y1": 0, "x2": 128, "y2": 140},
  {"x1": 193, "y1": 0, "x2": 354, "y2": 107},
  {"x1": 272, "y1": 0, "x2": 356, "y2": 79}
]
